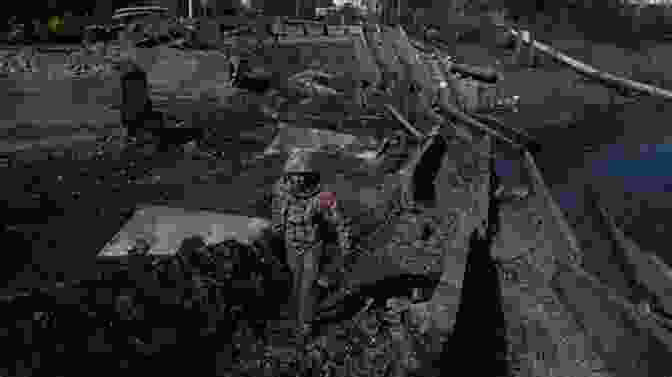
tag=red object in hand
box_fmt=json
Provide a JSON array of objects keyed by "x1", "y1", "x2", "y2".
[{"x1": 318, "y1": 191, "x2": 337, "y2": 210}]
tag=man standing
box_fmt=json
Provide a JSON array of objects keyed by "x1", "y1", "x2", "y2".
[{"x1": 271, "y1": 149, "x2": 354, "y2": 343}]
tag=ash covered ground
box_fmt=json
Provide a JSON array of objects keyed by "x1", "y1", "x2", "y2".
[{"x1": 0, "y1": 36, "x2": 448, "y2": 377}]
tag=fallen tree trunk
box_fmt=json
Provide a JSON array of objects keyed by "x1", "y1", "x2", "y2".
[
  {"x1": 507, "y1": 28, "x2": 672, "y2": 100},
  {"x1": 407, "y1": 33, "x2": 502, "y2": 84}
]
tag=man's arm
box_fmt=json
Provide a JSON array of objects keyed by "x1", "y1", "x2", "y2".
[
  {"x1": 317, "y1": 192, "x2": 353, "y2": 255},
  {"x1": 271, "y1": 178, "x2": 287, "y2": 234}
]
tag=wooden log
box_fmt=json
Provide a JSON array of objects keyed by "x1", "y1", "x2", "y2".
[
  {"x1": 507, "y1": 28, "x2": 672, "y2": 100},
  {"x1": 449, "y1": 62, "x2": 502, "y2": 84},
  {"x1": 406, "y1": 33, "x2": 502, "y2": 83},
  {"x1": 382, "y1": 104, "x2": 425, "y2": 140}
]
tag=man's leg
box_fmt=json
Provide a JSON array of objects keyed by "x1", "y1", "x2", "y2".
[
  {"x1": 286, "y1": 246, "x2": 300, "y2": 312},
  {"x1": 295, "y1": 247, "x2": 322, "y2": 334}
]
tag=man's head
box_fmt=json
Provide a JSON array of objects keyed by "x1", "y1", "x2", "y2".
[{"x1": 284, "y1": 149, "x2": 321, "y2": 194}]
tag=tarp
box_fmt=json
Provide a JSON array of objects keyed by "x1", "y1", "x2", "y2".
[{"x1": 97, "y1": 205, "x2": 270, "y2": 258}]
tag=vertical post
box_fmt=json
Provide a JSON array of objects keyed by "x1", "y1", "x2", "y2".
[
  {"x1": 397, "y1": 0, "x2": 402, "y2": 26},
  {"x1": 188, "y1": 0, "x2": 194, "y2": 19},
  {"x1": 524, "y1": 30, "x2": 535, "y2": 68},
  {"x1": 513, "y1": 30, "x2": 525, "y2": 67}
]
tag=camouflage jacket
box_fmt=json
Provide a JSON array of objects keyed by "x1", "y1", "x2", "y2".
[{"x1": 271, "y1": 177, "x2": 353, "y2": 256}]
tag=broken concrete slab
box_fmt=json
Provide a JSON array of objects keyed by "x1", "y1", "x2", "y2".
[{"x1": 97, "y1": 205, "x2": 271, "y2": 258}]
